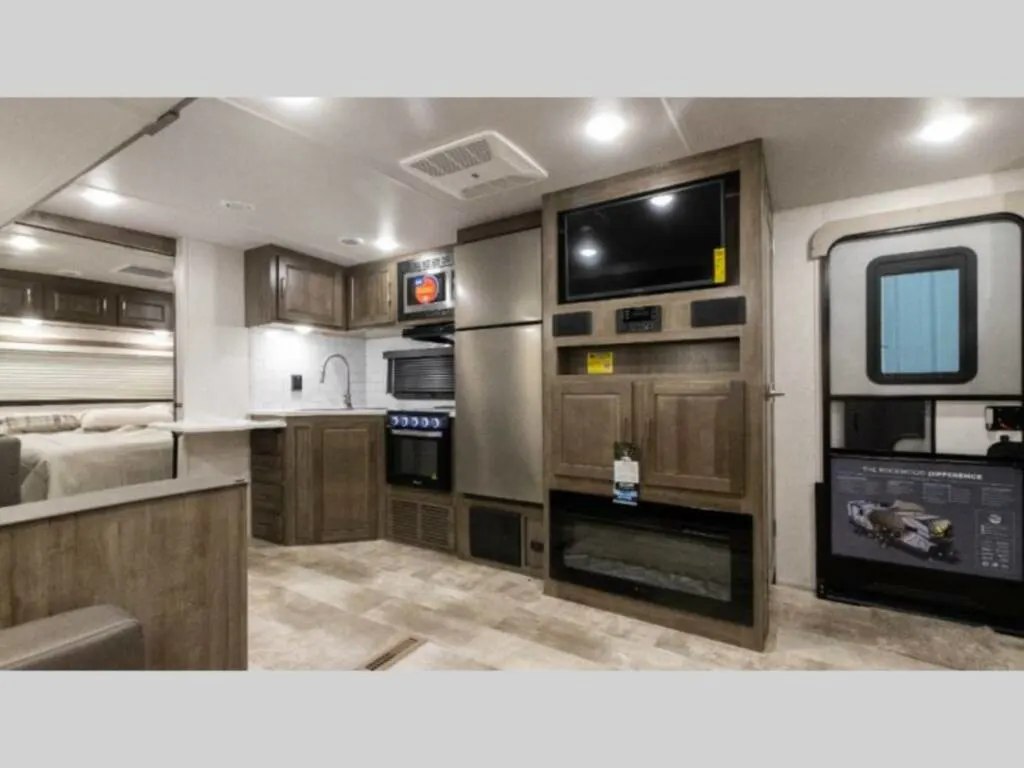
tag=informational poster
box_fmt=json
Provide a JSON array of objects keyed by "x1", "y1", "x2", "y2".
[
  {"x1": 612, "y1": 441, "x2": 639, "y2": 506},
  {"x1": 830, "y1": 456, "x2": 1023, "y2": 582}
]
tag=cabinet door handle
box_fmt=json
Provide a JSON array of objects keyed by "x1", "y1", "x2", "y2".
[
  {"x1": 121, "y1": 300, "x2": 127, "y2": 312},
  {"x1": 102, "y1": 298, "x2": 107, "y2": 313},
  {"x1": 24, "y1": 287, "x2": 31, "y2": 306}
]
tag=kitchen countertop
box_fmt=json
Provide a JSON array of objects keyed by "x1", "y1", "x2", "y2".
[
  {"x1": 150, "y1": 419, "x2": 287, "y2": 434},
  {"x1": 248, "y1": 408, "x2": 389, "y2": 418}
]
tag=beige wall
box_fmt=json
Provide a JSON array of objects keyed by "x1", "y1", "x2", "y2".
[{"x1": 772, "y1": 167, "x2": 1024, "y2": 590}]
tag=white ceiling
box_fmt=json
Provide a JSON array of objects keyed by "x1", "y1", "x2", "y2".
[
  {"x1": 33, "y1": 97, "x2": 1024, "y2": 266},
  {"x1": 0, "y1": 98, "x2": 185, "y2": 228},
  {"x1": 0, "y1": 224, "x2": 175, "y2": 290}
]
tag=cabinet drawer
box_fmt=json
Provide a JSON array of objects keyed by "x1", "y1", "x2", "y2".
[{"x1": 252, "y1": 482, "x2": 283, "y2": 511}]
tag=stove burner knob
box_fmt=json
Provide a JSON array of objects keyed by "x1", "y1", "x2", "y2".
[
  {"x1": 399, "y1": 416, "x2": 409, "y2": 427},
  {"x1": 410, "y1": 416, "x2": 420, "y2": 428},
  {"x1": 389, "y1": 415, "x2": 400, "y2": 427},
  {"x1": 431, "y1": 417, "x2": 441, "y2": 429}
]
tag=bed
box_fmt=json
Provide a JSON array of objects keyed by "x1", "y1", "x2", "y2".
[{"x1": 1, "y1": 406, "x2": 174, "y2": 503}]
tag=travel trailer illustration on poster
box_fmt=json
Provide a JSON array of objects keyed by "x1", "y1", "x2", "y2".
[{"x1": 846, "y1": 500, "x2": 959, "y2": 563}]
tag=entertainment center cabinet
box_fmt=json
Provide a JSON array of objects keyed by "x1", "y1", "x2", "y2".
[{"x1": 541, "y1": 140, "x2": 774, "y2": 651}]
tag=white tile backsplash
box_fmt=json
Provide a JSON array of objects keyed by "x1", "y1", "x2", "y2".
[
  {"x1": 249, "y1": 327, "x2": 367, "y2": 411},
  {"x1": 364, "y1": 335, "x2": 455, "y2": 411}
]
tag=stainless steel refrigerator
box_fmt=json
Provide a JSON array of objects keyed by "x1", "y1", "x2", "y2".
[{"x1": 454, "y1": 228, "x2": 543, "y2": 505}]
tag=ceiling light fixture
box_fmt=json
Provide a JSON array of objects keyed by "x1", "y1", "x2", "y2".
[
  {"x1": 7, "y1": 234, "x2": 41, "y2": 252},
  {"x1": 585, "y1": 113, "x2": 626, "y2": 143},
  {"x1": 277, "y1": 97, "x2": 317, "y2": 108},
  {"x1": 339, "y1": 236, "x2": 365, "y2": 247},
  {"x1": 578, "y1": 246, "x2": 599, "y2": 259},
  {"x1": 220, "y1": 199, "x2": 256, "y2": 212},
  {"x1": 81, "y1": 187, "x2": 123, "y2": 207},
  {"x1": 649, "y1": 194, "x2": 675, "y2": 208},
  {"x1": 374, "y1": 236, "x2": 399, "y2": 253},
  {"x1": 917, "y1": 114, "x2": 972, "y2": 144}
]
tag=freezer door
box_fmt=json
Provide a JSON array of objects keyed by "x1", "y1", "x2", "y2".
[
  {"x1": 455, "y1": 324, "x2": 543, "y2": 504},
  {"x1": 454, "y1": 228, "x2": 541, "y2": 329}
]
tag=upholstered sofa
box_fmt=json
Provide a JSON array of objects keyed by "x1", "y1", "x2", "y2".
[
  {"x1": 0, "y1": 605, "x2": 145, "y2": 670},
  {"x1": 0, "y1": 436, "x2": 19, "y2": 507}
]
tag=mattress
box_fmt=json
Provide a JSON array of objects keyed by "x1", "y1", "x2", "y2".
[{"x1": 18, "y1": 427, "x2": 173, "y2": 503}]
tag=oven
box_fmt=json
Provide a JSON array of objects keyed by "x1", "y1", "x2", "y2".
[
  {"x1": 385, "y1": 410, "x2": 454, "y2": 492},
  {"x1": 549, "y1": 490, "x2": 754, "y2": 626},
  {"x1": 396, "y1": 248, "x2": 455, "y2": 322}
]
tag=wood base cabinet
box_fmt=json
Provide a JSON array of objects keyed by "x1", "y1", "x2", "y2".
[
  {"x1": 550, "y1": 376, "x2": 747, "y2": 505},
  {"x1": 250, "y1": 415, "x2": 384, "y2": 545}
]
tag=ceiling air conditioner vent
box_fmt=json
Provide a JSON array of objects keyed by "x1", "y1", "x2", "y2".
[
  {"x1": 116, "y1": 265, "x2": 174, "y2": 280},
  {"x1": 400, "y1": 130, "x2": 547, "y2": 201}
]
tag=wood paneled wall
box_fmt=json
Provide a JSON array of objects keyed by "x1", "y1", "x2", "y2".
[{"x1": 0, "y1": 484, "x2": 248, "y2": 670}]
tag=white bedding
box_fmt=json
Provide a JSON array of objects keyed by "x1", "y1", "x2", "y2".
[{"x1": 18, "y1": 427, "x2": 173, "y2": 503}]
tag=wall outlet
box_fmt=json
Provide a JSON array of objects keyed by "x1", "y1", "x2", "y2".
[{"x1": 291, "y1": 374, "x2": 303, "y2": 392}]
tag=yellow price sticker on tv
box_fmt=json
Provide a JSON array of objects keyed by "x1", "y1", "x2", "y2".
[
  {"x1": 713, "y1": 247, "x2": 727, "y2": 284},
  {"x1": 587, "y1": 352, "x2": 614, "y2": 375}
]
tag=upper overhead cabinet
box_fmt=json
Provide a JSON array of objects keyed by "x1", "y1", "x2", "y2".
[
  {"x1": 347, "y1": 260, "x2": 396, "y2": 329},
  {"x1": 0, "y1": 268, "x2": 174, "y2": 331},
  {"x1": 244, "y1": 245, "x2": 346, "y2": 330}
]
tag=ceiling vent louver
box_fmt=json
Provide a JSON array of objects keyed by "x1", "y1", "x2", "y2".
[
  {"x1": 400, "y1": 130, "x2": 547, "y2": 201},
  {"x1": 116, "y1": 265, "x2": 174, "y2": 280}
]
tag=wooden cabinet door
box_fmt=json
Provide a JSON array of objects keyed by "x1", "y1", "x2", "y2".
[
  {"x1": 0, "y1": 272, "x2": 42, "y2": 318},
  {"x1": 550, "y1": 379, "x2": 634, "y2": 482},
  {"x1": 317, "y1": 420, "x2": 380, "y2": 542},
  {"x1": 44, "y1": 283, "x2": 117, "y2": 325},
  {"x1": 348, "y1": 262, "x2": 395, "y2": 328},
  {"x1": 117, "y1": 289, "x2": 174, "y2": 330},
  {"x1": 277, "y1": 254, "x2": 345, "y2": 328},
  {"x1": 637, "y1": 379, "x2": 747, "y2": 496}
]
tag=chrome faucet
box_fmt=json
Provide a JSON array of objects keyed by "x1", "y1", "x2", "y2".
[{"x1": 319, "y1": 353, "x2": 353, "y2": 409}]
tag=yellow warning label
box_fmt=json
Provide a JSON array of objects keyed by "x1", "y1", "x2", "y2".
[
  {"x1": 713, "y1": 247, "x2": 727, "y2": 284},
  {"x1": 586, "y1": 352, "x2": 614, "y2": 375}
]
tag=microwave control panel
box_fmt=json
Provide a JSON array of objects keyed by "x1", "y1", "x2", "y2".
[{"x1": 616, "y1": 305, "x2": 662, "y2": 334}]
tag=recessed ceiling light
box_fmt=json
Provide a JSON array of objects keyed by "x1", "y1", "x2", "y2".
[
  {"x1": 220, "y1": 199, "x2": 256, "y2": 212},
  {"x1": 374, "y1": 236, "x2": 399, "y2": 253},
  {"x1": 578, "y1": 246, "x2": 599, "y2": 258},
  {"x1": 585, "y1": 113, "x2": 626, "y2": 143},
  {"x1": 339, "y1": 236, "x2": 365, "y2": 247},
  {"x1": 277, "y1": 97, "x2": 317, "y2": 108},
  {"x1": 58, "y1": 269, "x2": 83, "y2": 277},
  {"x1": 917, "y1": 114, "x2": 972, "y2": 144},
  {"x1": 7, "y1": 234, "x2": 41, "y2": 252},
  {"x1": 293, "y1": 325, "x2": 313, "y2": 335},
  {"x1": 81, "y1": 187, "x2": 123, "y2": 207},
  {"x1": 649, "y1": 194, "x2": 675, "y2": 208}
]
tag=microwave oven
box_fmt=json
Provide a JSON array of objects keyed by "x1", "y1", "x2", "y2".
[{"x1": 397, "y1": 248, "x2": 455, "y2": 322}]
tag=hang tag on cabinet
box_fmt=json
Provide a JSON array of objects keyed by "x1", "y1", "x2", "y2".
[
  {"x1": 613, "y1": 441, "x2": 640, "y2": 506},
  {"x1": 587, "y1": 351, "x2": 614, "y2": 375},
  {"x1": 713, "y1": 247, "x2": 727, "y2": 284}
]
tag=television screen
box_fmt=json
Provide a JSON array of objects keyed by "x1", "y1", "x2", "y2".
[
  {"x1": 830, "y1": 455, "x2": 1023, "y2": 582},
  {"x1": 559, "y1": 174, "x2": 732, "y2": 303}
]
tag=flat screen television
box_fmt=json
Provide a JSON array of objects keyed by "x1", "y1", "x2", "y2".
[{"x1": 558, "y1": 172, "x2": 738, "y2": 304}]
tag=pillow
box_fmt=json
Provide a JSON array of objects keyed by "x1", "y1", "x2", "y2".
[
  {"x1": 0, "y1": 413, "x2": 81, "y2": 435},
  {"x1": 80, "y1": 404, "x2": 173, "y2": 432}
]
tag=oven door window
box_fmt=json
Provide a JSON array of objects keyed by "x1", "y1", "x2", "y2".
[{"x1": 391, "y1": 434, "x2": 440, "y2": 480}]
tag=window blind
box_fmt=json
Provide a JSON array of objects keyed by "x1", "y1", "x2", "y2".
[
  {"x1": 0, "y1": 344, "x2": 174, "y2": 402},
  {"x1": 385, "y1": 348, "x2": 454, "y2": 400}
]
